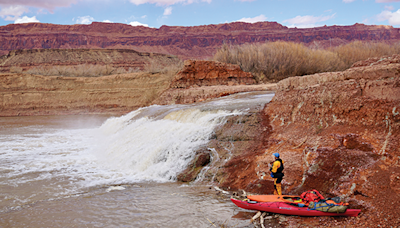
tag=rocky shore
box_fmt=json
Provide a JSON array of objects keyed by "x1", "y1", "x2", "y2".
[{"x1": 187, "y1": 55, "x2": 399, "y2": 227}]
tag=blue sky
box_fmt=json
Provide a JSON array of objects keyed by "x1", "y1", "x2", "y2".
[{"x1": 1, "y1": 0, "x2": 400, "y2": 28}]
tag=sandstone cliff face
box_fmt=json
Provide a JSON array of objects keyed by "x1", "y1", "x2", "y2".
[
  {"x1": 0, "y1": 48, "x2": 178, "y2": 73},
  {"x1": 1, "y1": 22, "x2": 399, "y2": 59},
  {"x1": 207, "y1": 55, "x2": 399, "y2": 226}
]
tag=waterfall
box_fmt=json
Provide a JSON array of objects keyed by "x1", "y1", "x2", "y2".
[
  {"x1": 91, "y1": 106, "x2": 242, "y2": 182},
  {"x1": 0, "y1": 91, "x2": 274, "y2": 195}
]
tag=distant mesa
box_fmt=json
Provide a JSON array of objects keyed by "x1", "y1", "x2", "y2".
[{"x1": 0, "y1": 21, "x2": 399, "y2": 59}]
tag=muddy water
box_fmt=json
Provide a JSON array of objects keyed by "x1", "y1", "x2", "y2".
[
  {"x1": 1, "y1": 182, "x2": 257, "y2": 227},
  {"x1": 0, "y1": 92, "x2": 276, "y2": 227}
]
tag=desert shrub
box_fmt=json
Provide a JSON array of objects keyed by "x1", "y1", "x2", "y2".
[
  {"x1": 214, "y1": 42, "x2": 345, "y2": 82},
  {"x1": 214, "y1": 40, "x2": 400, "y2": 83},
  {"x1": 332, "y1": 41, "x2": 400, "y2": 67}
]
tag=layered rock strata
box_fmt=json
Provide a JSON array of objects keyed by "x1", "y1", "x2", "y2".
[
  {"x1": 0, "y1": 48, "x2": 178, "y2": 73},
  {"x1": 0, "y1": 72, "x2": 174, "y2": 116},
  {"x1": 1, "y1": 22, "x2": 399, "y2": 59},
  {"x1": 171, "y1": 60, "x2": 256, "y2": 88}
]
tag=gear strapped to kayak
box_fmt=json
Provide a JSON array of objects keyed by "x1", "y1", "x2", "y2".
[{"x1": 300, "y1": 189, "x2": 325, "y2": 204}]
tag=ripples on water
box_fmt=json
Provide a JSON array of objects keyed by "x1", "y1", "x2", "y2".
[{"x1": 0, "y1": 92, "x2": 274, "y2": 227}]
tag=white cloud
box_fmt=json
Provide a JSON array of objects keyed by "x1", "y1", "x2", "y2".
[
  {"x1": 0, "y1": 5, "x2": 29, "y2": 21},
  {"x1": 141, "y1": 15, "x2": 147, "y2": 19},
  {"x1": 75, "y1": 15, "x2": 94, "y2": 24},
  {"x1": 343, "y1": 0, "x2": 356, "y2": 3},
  {"x1": 377, "y1": 9, "x2": 400, "y2": 25},
  {"x1": 14, "y1": 15, "x2": 39, "y2": 23},
  {"x1": 129, "y1": 0, "x2": 211, "y2": 6},
  {"x1": 103, "y1": 20, "x2": 112, "y2": 23},
  {"x1": 129, "y1": 21, "x2": 149, "y2": 27},
  {"x1": 0, "y1": 0, "x2": 78, "y2": 24},
  {"x1": 163, "y1": 7, "x2": 172, "y2": 15},
  {"x1": 236, "y1": 14, "x2": 267, "y2": 23},
  {"x1": 283, "y1": 14, "x2": 335, "y2": 28},
  {"x1": 0, "y1": 0, "x2": 78, "y2": 11}
]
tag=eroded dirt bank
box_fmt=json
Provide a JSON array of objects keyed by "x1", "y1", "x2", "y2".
[
  {"x1": 188, "y1": 55, "x2": 399, "y2": 227},
  {"x1": 0, "y1": 72, "x2": 174, "y2": 116}
]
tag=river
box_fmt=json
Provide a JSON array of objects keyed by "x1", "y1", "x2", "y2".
[{"x1": 0, "y1": 91, "x2": 276, "y2": 227}]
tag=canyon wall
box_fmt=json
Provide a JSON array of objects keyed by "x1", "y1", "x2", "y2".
[{"x1": 1, "y1": 22, "x2": 399, "y2": 59}]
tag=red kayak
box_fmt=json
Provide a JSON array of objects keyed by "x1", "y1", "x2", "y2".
[{"x1": 231, "y1": 198, "x2": 361, "y2": 217}]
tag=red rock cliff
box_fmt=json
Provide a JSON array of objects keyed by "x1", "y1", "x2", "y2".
[
  {"x1": 171, "y1": 60, "x2": 256, "y2": 88},
  {"x1": 1, "y1": 22, "x2": 399, "y2": 59}
]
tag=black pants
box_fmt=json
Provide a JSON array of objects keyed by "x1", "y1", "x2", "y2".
[{"x1": 273, "y1": 172, "x2": 284, "y2": 184}]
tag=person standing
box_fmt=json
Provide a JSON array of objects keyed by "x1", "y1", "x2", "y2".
[{"x1": 270, "y1": 153, "x2": 284, "y2": 195}]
